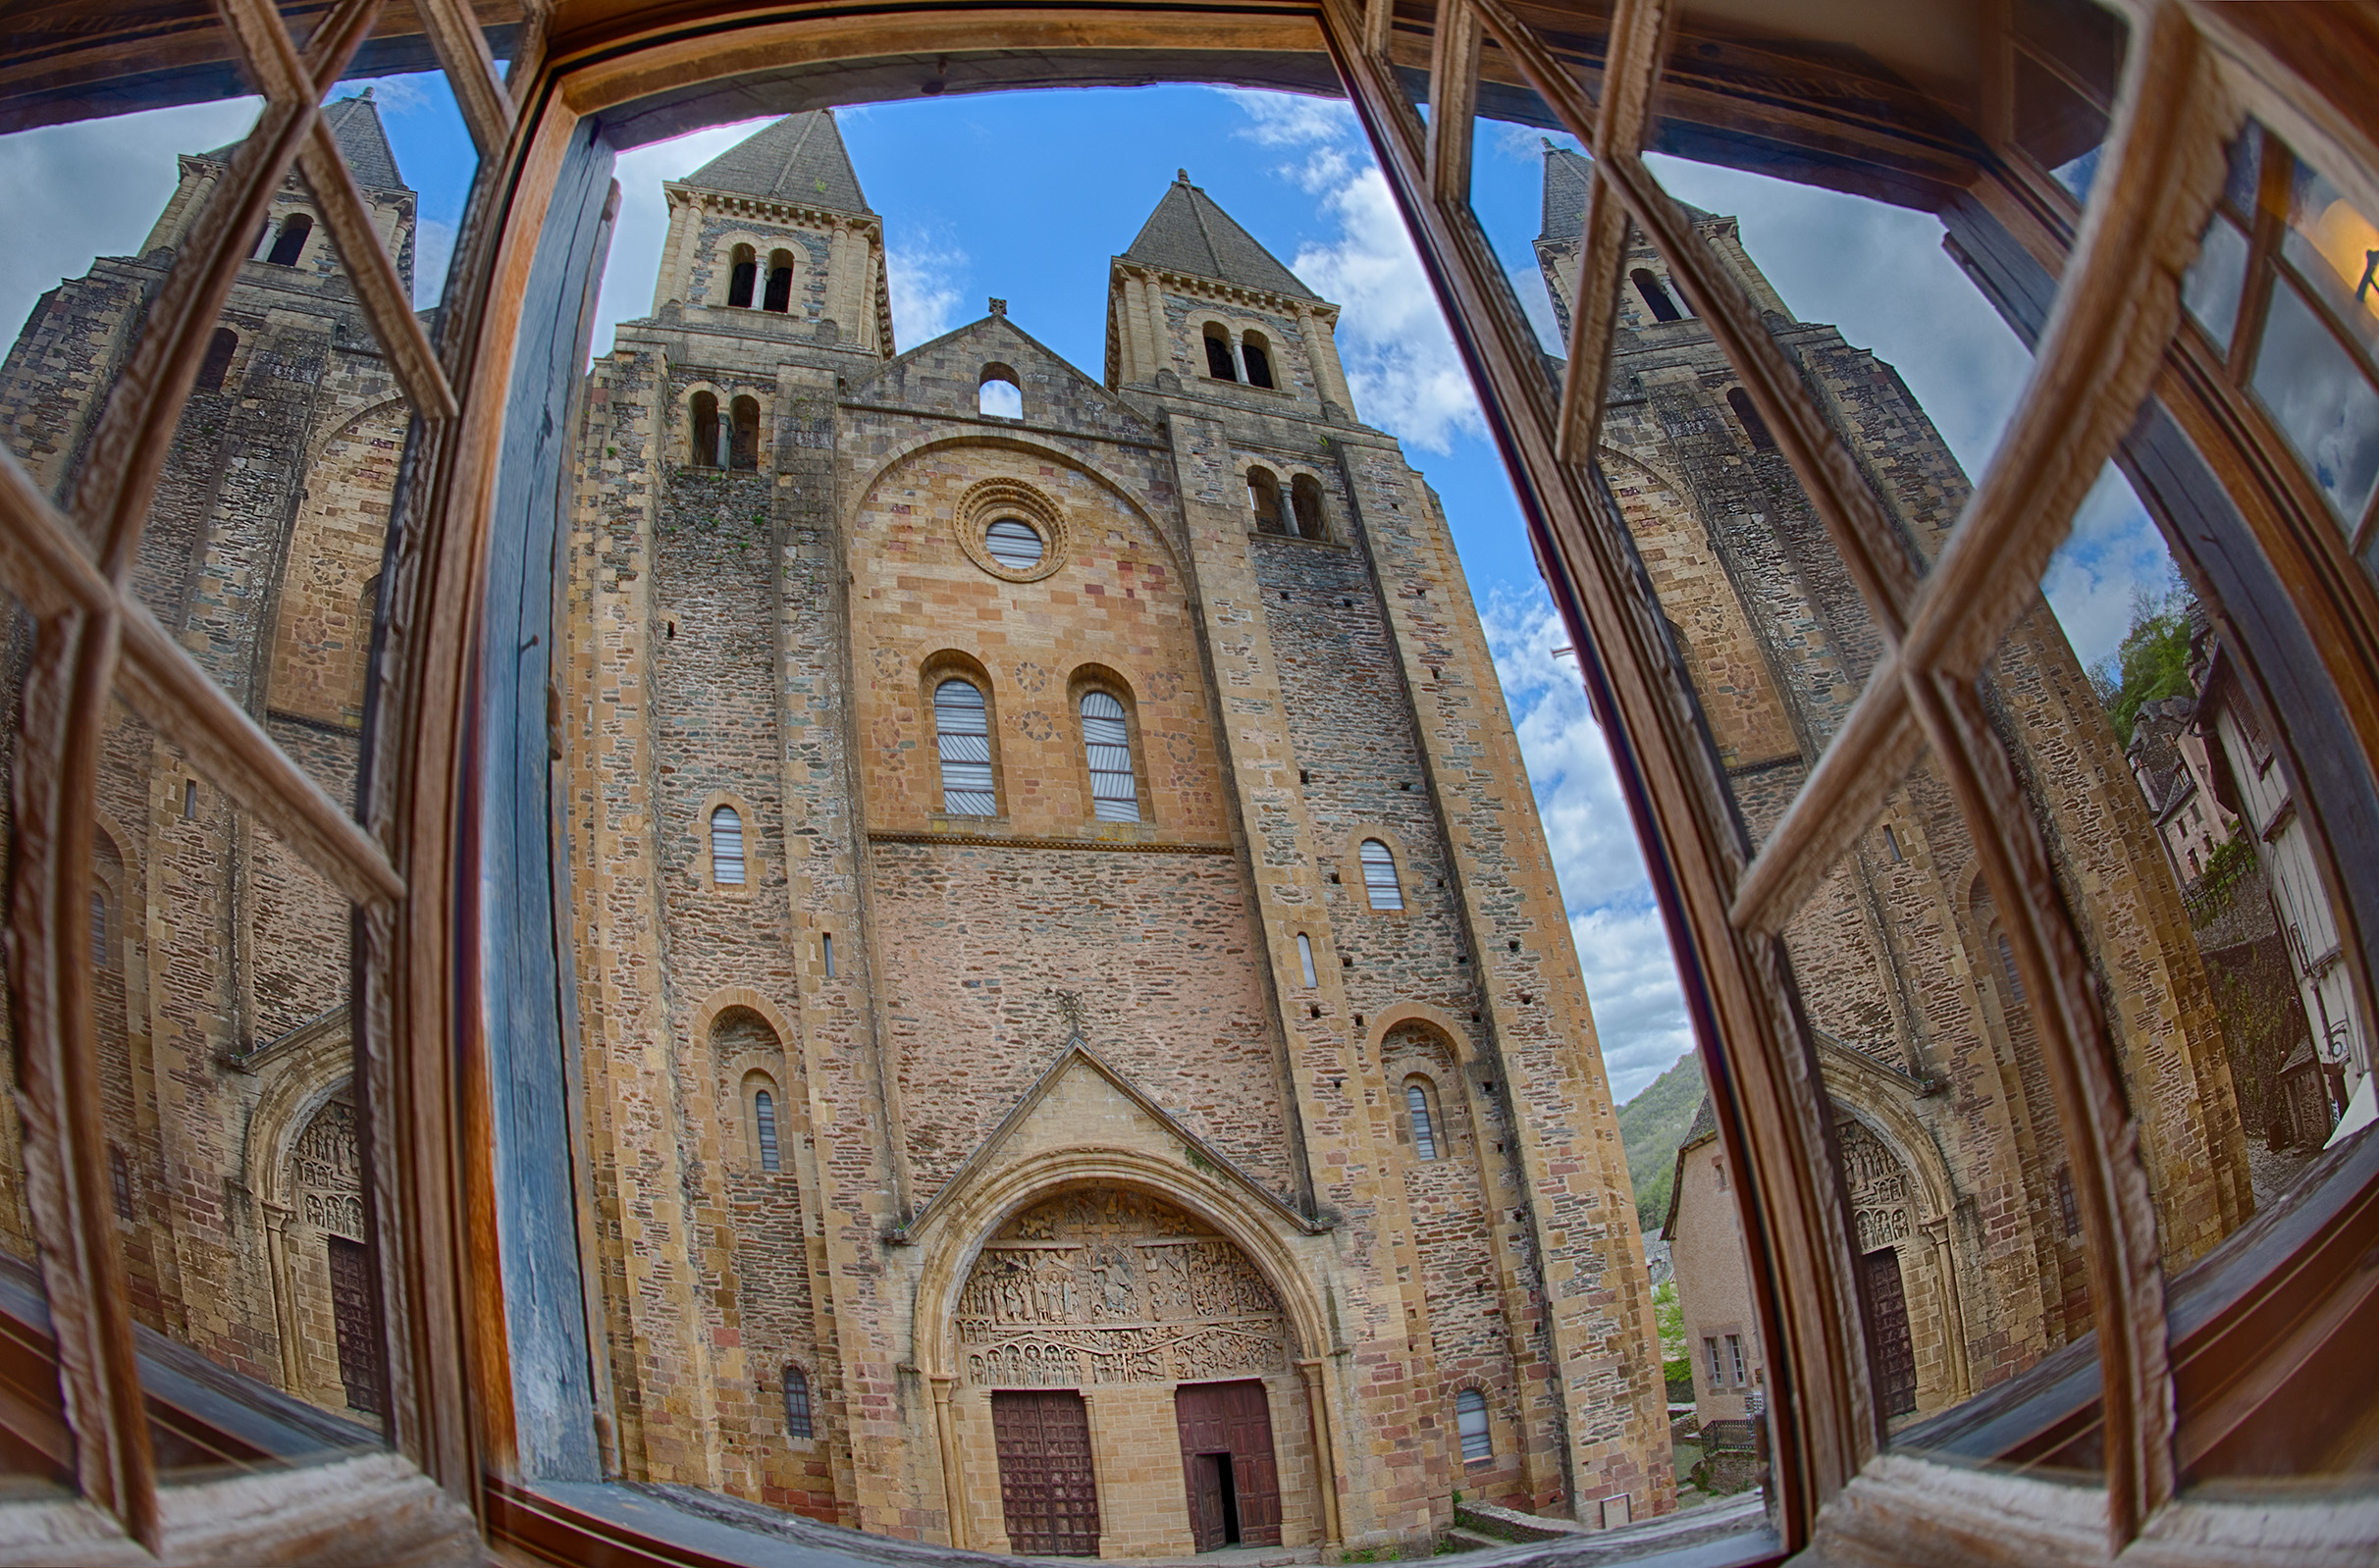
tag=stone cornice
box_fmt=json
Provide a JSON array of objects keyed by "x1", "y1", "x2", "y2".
[
  {"x1": 869, "y1": 829, "x2": 1232, "y2": 855},
  {"x1": 662, "y1": 181, "x2": 880, "y2": 237},
  {"x1": 1108, "y1": 256, "x2": 1336, "y2": 320}
]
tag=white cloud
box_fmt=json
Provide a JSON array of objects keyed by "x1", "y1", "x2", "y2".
[
  {"x1": 330, "y1": 74, "x2": 434, "y2": 114},
  {"x1": 412, "y1": 218, "x2": 455, "y2": 309},
  {"x1": 886, "y1": 235, "x2": 969, "y2": 347},
  {"x1": 0, "y1": 97, "x2": 264, "y2": 348},
  {"x1": 1481, "y1": 588, "x2": 1692, "y2": 1102},
  {"x1": 2044, "y1": 465, "x2": 2176, "y2": 672}
]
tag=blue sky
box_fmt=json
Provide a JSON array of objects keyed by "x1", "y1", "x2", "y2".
[{"x1": 0, "y1": 78, "x2": 2176, "y2": 1104}]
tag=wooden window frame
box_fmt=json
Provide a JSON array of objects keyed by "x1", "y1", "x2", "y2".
[{"x1": 1, "y1": 0, "x2": 2375, "y2": 1563}]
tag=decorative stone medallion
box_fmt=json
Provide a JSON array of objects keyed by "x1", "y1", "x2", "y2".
[{"x1": 954, "y1": 478, "x2": 1069, "y2": 584}]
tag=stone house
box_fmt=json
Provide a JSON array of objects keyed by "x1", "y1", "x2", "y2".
[{"x1": 1660, "y1": 1100, "x2": 1762, "y2": 1431}]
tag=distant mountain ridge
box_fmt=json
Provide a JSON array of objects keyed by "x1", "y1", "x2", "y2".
[{"x1": 1617, "y1": 1053, "x2": 1706, "y2": 1232}]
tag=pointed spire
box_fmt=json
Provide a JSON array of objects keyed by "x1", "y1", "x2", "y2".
[
  {"x1": 1539, "y1": 142, "x2": 1594, "y2": 245},
  {"x1": 207, "y1": 90, "x2": 407, "y2": 190},
  {"x1": 1122, "y1": 176, "x2": 1316, "y2": 300},
  {"x1": 683, "y1": 111, "x2": 873, "y2": 215}
]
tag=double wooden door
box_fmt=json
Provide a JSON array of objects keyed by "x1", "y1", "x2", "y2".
[
  {"x1": 991, "y1": 1390, "x2": 1101, "y2": 1556},
  {"x1": 1174, "y1": 1379, "x2": 1282, "y2": 1550}
]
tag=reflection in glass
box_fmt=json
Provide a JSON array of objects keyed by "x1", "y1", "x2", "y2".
[
  {"x1": 2251, "y1": 276, "x2": 2379, "y2": 529},
  {"x1": 2281, "y1": 157, "x2": 2379, "y2": 362},
  {"x1": 2181, "y1": 215, "x2": 2250, "y2": 348}
]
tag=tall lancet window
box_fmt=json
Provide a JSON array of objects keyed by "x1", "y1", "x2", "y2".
[
  {"x1": 1405, "y1": 1081, "x2": 1439, "y2": 1161},
  {"x1": 935, "y1": 679, "x2": 996, "y2": 814},
  {"x1": 754, "y1": 1089, "x2": 780, "y2": 1172},
  {"x1": 1080, "y1": 691, "x2": 1139, "y2": 822},
  {"x1": 711, "y1": 805, "x2": 746, "y2": 885},
  {"x1": 1360, "y1": 838, "x2": 1402, "y2": 910},
  {"x1": 1203, "y1": 324, "x2": 1238, "y2": 382}
]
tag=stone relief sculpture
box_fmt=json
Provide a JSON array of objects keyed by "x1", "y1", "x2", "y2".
[
  {"x1": 291, "y1": 1097, "x2": 364, "y2": 1242},
  {"x1": 956, "y1": 1189, "x2": 1289, "y2": 1386},
  {"x1": 1837, "y1": 1117, "x2": 1917, "y2": 1253}
]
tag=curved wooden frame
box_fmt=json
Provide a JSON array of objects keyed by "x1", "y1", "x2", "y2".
[{"x1": 0, "y1": 0, "x2": 2374, "y2": 1562}]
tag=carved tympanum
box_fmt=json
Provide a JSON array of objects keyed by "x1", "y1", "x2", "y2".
[
  {"x1": 291, "y1": 1097, "x2": 363, "y2": 1241},
  {"x1": 956, "y1": 1189, "x2": 1287, "y2": 1387},
  {"x1": 1836, "y1": 1116, "x2": 1917, "y2": 1254}
]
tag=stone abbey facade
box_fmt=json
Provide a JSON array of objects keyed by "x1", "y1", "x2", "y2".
[
  {"x1": 1530, "y1": 144, "x2": 2253, "y2": 1429},
  {"x1": 558, "y1": 114, "x2": 1669, "y2": 1552},
  {"x1": 0, "y1": 94, "x2": 413, "y2": 1425}
]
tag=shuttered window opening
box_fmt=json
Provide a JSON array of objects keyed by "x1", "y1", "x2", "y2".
[
  {"x1": 935, "y1": 679, "x2": 997, "y2": 814},
  {"x1": 755, "y1": 1089, "x2": 779, "y2": 1172},
  {"x1": 711, "y1": 806, "x2": 746, "y2": 884},
  {"x1": 1455, "y1": 1387, "x2": 1491, "y2": 1462},
  {"x1": 783, "y1": 1365, "x2": 813, "y2": 1439},
  {"x1": 984, "y1": 517, "x2": 1044, "y2": 570},
  {"x1": 1081, "y1": 692, "x2": 1139, "y2": 821},
  {"x1": 1359, "y1": 839, "x2": 1401, "y2": 909},
  {"x1": 1406, "y1": 1082, "x2": 1439, "y2": 1160}
]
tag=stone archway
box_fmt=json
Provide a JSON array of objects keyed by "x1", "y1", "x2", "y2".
[
  {"x1": 1833, "y1": 1112, "x2": 1963, "y2": 1420},
  {"x1": 948, "y1": 1186, "x2": 1309, "y2": 1558},
  {"x1": 277, "y1": 1089, "x2": 379, "y2": 1419}
]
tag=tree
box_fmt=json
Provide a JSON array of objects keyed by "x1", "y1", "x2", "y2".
[
  {"x1": 2092, "y1": 576, "x2": 2195, "y2": 748},
  {"x1": 1655, "y1": 1279, "x2": 1690, "y2": 1391}
]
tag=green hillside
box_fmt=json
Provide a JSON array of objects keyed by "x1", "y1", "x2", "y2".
[{"x1": 1616, "y1": 1054, "x2": 1707, "y2": 1234}]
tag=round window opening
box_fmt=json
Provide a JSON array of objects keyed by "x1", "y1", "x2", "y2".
[{"x1": 984, "y1": 517, "x2": 1044, "y2": 570}]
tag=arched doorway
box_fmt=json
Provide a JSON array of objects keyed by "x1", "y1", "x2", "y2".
[{"x1": 951, "y1": 1187, "x2": 1302, "y2": 1557}]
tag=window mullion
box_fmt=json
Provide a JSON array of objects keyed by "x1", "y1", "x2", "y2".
[
  {"x1": 1423, "y1": 0, "x2": 1480, "y2": 207},
  {"x1": 2223, "y1": 131, "x2": 2294, "y2": 378},
  {"x1": 1550, "y1": 0, "x2": 1672, "y2": 465},
  {"x1": 416, "y1": 0, "x2": 516, "y2": 157}
]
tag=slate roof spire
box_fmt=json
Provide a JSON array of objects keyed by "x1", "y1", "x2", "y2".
[
  {"x1": 683, "y1": 111, "x2": 874, "y2": 215},
  {"x1": 1537, "y1": 137, "x2": 1711, "y2": 244},
  {"x1": 1122, "y1": 172, "x2": 1317, "y2": 300},
  {"x1": 207, "y1": 90, "x2": 409, "y2": 191}
]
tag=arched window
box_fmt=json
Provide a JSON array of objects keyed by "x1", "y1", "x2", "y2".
[
  {"x1": 264, "y1": 212, "x2": 312, "y2": 267},
  {"x1": 1359, "y1": 839, "x2": 1402, "y2": 910},
  {"x1": 690, "y1": 392, "x2": 722, "y2": 468},
  {"x1": 1726, "y1": 387, "x2": 1775, "y2": 450},
  {"x1": 1247, "y1": 467, "x2": 1286, "y2": 534},
  {"x1": 89, "y1": 889, "x2": 107, "y2": 970},
  {"x1": 1405, "y1": 1079, "x2": 1440, "y2": 1160},
  {"x1": 1080, "y1": 691, "x2": 1139, "y2": 822},
  {"x1": 1291, "y1": 474, "x2": 1327, "y2": 540},
  {"x1": 979, "y1": 366, "x2": 1023, "y2": 419},
  {"x1": 1203, "y1": 323, "x2": 1238, "y2": 382},
  {"x1": 1296, "y1": 932, "x2": 1317, "y2": 988},
  {"x1": 753, "y1": 1088, "x2": 780, "y2": 1172},
  {"x1": 711, "y1": 805, "x2": 746, "y2": 885},
  {"x1": 108, "y1": 1145, "x2": 132, "y2": 1223},
  {"x1": 197, "y1": 328, "x2": 238, "y2": 392},
  {"x1": 1455, "y1": 1387, "x2": 1491, "y2": 1462},
  {"x1": 729, "y1": 395, "x2": 761, "y2": 470},
  {"x1": 934, "y1": 679, "x2": 996, "y2": 815},
  {"x1": 1631, "y1": 266, "x2": 1683, "y2": 323},
  {"x1": 727, "y1": 244, "x2": 757, "y2": 308},
  {"x1": 764, "y1": 248, "x2": 795, "y2": 313},
  {"x1": 1242, "y1": 330, "x2": 1275, "y2": 389},
  {"x1": 1997, "y1": 930, "x2": 2028, "y2": 1006},
  {"x1": 783, "y1": 1366, "x2": 814, "y2": 1439}
]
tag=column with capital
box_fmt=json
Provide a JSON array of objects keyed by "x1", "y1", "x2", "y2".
[
  {"x1": 1296, "y1": 303, "x2": 1353, "y2": 417},
  {"x1": 263, "y1": 1202, "x2": 302, "y2": 1393}
]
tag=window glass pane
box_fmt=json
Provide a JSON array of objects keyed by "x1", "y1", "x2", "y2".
[
  {"x1": 2009, "y1": 0, "x2": 2128, "y2": 200},
  {"x1": 2250, "y1": 274, "x2": 2379, "y2": 530},
  {"x1": 934, "y1": 680, "x2": 995, "y2": 815},
  {"x1": 2281, "y1": 155, "x2": 2379, "y2": 364},
  {"x1": 2181, "y1": 214, "x2": 2251, "y2": 350},
  {"x1": 98, "y1": 711, "x2": 388, "y2": 1472},
  {"x1": 1081, "y1": 690, "x2": 1138, "y2": 822}
]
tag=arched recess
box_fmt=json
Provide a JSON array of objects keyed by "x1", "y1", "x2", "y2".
[
  {"x1": 267, "y1": 395, "x2": 410, "y2": 730},
  {"x1": 691, "y1": 987, "x2": 811, "y2": 1186},
  {"x1": 240, "y1": 1017, "x2": 364, "y2": 1412},
  {"x1": 1815, "y1": 1037, "x2": 1975, "y2": 1408},
  {"x1": 846, "y1": 432, "x2": 1191, "y2": 585}
]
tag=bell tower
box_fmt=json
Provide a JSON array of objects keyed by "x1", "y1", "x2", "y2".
[{"x1": 652, "y1": 109, "x2": 893, "y2": 355}]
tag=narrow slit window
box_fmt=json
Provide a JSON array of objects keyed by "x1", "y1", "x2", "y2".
[
  {"x1": 108, "y1": 1145, "x2": 132, "y2": 1222},
  {"x1": 1725, "y1": 387, "x2": 1775, "y2": 449},
  {"x1": 784, "y1": 1366, "x2": 814, "y2": 1439},
  {"x1": 1242, "y1": 331, "x2": 1275, "y2": 389},
  {"x1": 935, "y1": 679, "x2": 996, "y2": 814},
  {"x1": 755, "y1": 1089, "x2": 780, "y2": 1172},
  {"x1": 1883, "y1": 824, "x2": 1903, "y2": 862},
  {"x1": 264, "y1": 212, "x2": 312, "y2": 267},
  {"x1": 1406, "y1": 1081, "x2": 1439, "y2": 1161},
  {"x1": 1296, "y1": 932, "x2": 1317, "y2": 988},
  {"x1": 1455, "y1": 1387, "x2": 1491, "y2": 1462},
  {"x1": 2057, "y1": 1165, "x2": 2081, "y2": 1237},
  {"x1": 1203, "y1": 324, "x2": 1238, "y2": 382},
  {"x1": 1360, "y1": 839, "x2": 1402, "y2": 910},
  {"x1": 1081, "y1": 691, "x2": 1139, "y2": 822},
  {"x1": 197, "y1": 328, "x2": 238, "y2": 392},
  {"x1": 711, "y1": 806, "x2": 746, "y2": 885},
  {"x1": 182, "y1": 780, "x2": 198, "y2": 819},
  {"x1": 1631, "y1": 267, "x2": 1683, "y2": 322},
  {"x1": 822, "y1": 933, "x2": 835, "y2": 977},
  {"x1": 763, "y1": 249, "x2": 794, "y2": 312},
  {"x1": 727, "y1": 244, "x2": 757, "y2": 307}
]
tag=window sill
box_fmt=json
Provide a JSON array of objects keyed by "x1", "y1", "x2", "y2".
[{"x1": 1248, "y1": 529, "x2": 1347, "y2": 549}]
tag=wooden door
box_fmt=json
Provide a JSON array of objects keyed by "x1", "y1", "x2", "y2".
[
  {"x1": 1173, "y1": 1380, "x2": 1283, "y2": 1548},
  {"x1": 1864, "y1": 1247, "x2": 1917, "y2": 1418},
  {"x1": 326, "y1": 1235, "x2": 384, "y2": 1416},
  {"x1": 991, "y1": 1390, "x2": 1101, "y2": 1556}
]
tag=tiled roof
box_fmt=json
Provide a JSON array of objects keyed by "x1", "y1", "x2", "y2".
[
  {"x1": 1538, "y1": 139, "x2": 1712, "y2": 243},
  {"x1": 682, "y1": 112, "x2": 872, "y2": 215},
  {"x1": 1121, "y1": 173, "x2": 1317, "y2": 300}
]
